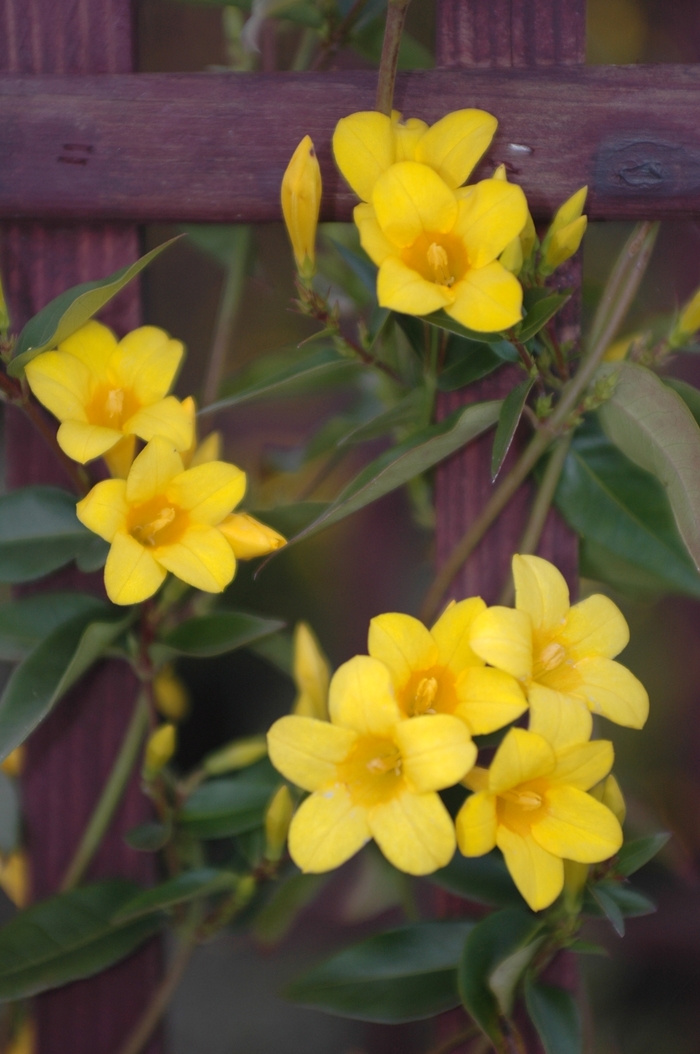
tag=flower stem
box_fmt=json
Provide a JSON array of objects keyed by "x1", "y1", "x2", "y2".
[
  {"x1": 60, "y1": 692, "x2": 150, "y2": 891},
  {"x1": 201, "y1": 226, "x2": 251, "y2": 408},
  {"x1": 375, "y1": 0, "x2": 411, "y2": 114}
]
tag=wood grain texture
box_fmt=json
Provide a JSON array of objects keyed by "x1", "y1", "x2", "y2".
[{"x1": 4, "y1": 65, "x2": 700, "y2": 222}]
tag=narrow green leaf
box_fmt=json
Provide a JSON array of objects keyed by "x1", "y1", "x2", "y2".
[
  {"x1": 491, "y1": 378, "x2": 535, "y2": 480},
  {"x1": 124, "y1": 821, "x2": 171, "y2": 852},
  {"x1": 253, "y1": 872, "x2": 329, "y2": 946},
  {"x1": 179, "y1": 764, "x2": 278, "y2": 839},
  {"x1": 0, "y1": 592, "x2": 105, "y2": 661},
  {"x1": 489, "y1": 938, "x2": 544, "y2": 1016},
  {"x1": 662, "y1": 376, "x2": 700, "y2": 426},
  {"x1": 0, "y1": 605, "x2": 132, "y2": 761},
  {"x1": 429, "y1": 851, "x2": 523, "y2": 908},
  {"x1": 183, "y1": 224, "x2": 250, "y2": 267},
  {"x1": 330, "y1": 241, "x2": 377, "y2": 297},
  {"x1": 566, "y1": 940, "x2": 608, "y2": 956},
  {"x1": 598, "y1": 361, "x2": 700, "y2": 571},
  {"x1": 593, "y1": 879, "x2": 656, "y2": 919},
  {"x1": 394, "y1": 312, "x2": 426, "y2": 356},
  {"x1": 437, "y1": 336, "x2": 515, "y2": 392},
  {"x1": 113, "y1": 868, "x2": 236, "y2": 922},
  {"x1": 516, "y1": 291, "x2": 570, "y2": 343},
  {"x1": 0, "y1": 772, "x2": 19, "y2": 854},
  {"x1": 155, "y1": 611, "x2": 284, "y2": 660},
  {"x1": 247, "y1": 631, "x2": 294, "y2": 676},
  {"x1": 524, "y1": 977, "x2": 582, "y2": 1054},
  {"x1": 587, "y1": 883, "x2": 625, "y2": 935},
  {"x1": 0, "y1": 880, "x2": 164, "y2": 999},
  {"x1": 287, "y1": 921, "x2": 473, "y2": 1023},
  {"x1": 284, "y1": 400, "x2": 501, "y2": 548},
  {"x1": 423, "y1": 310, "x2": 511, "y2": 344},
  {"x1": 10, "y1": 239, "x2": 179, "y2": 375},
  {"x1": 615, "y1": 833, "x2": 670, "y2": 877},
  {"x1": 0, "y1": 487, "x2": 94, "y2": 583},
  {"x1": 76, "y1": 535, "x2": 110, "y2": 572},
  {"x1": 248, "y1": 502, "x2": 328, "y2": 539},
  {"x1": 339, "y1": 388, "x2": 428, "y2": 446}
]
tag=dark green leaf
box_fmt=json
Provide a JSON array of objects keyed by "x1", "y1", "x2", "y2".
[
  {"x1": 429, "y1": 851, "x2": 523, "y2": 908},
  {"x1": 567, "y1": 940, "x2": 608, "y2": 956},
  {"x1": 394, "y1": 312, "x2": 426, "y2": 356},
  {"x1": 615, "y1": 833, "x2": 670, "y2": 877},
  {"x1": 183, "y1": 224, "x2": 250, "y2": 267},
  {"x1": 424, "y1": 310, "x2": 512, "y2": 344},
  {"x1": 590, "y1": 879, "x2": 656, "y2": 921},
  {"x1": 524, "y1": 977, "x2": 582, "y2": 1054},
  {"x1": 179, "y1": 768, "x2": 277, "y2": 839},
  {"x1": 253, "y1": 871, "x2": 329, "y2": 945},
  {"x1": 0, "y1": 487, "x2": 94, "y2": 583},
  {"x1": 330, "y1": 241, "x2": 377, "y2": 297},
  {"x1": 156, "y1": 611, "x2": 284, "y2": 660},
  {"x1": 0, "y1": 605, "x2": 132, "y2": 761},
  {"x1": 458, "y1": 906, "x2": 541, "y2": 1043},
  {"x1": 491, "y1": 378, "x2": 535, "y2": 480},
  {"x1": 340, "y1": 389, "x2": 428, "y2": 445},
  {"x1": 587, "y1": 883, "x2": 625, "y2": 935},
  {"x1": 437, "y1": 336, "x2": 514, "y2": 392},
  {"x1": 0, "y1": 592, "x2": 105, "y2": 661},
  {"x1": 10, "y1": 239, "x2": 179, "y2": 375},
  {"x1": 248, "y1": 502, "x2": 328, "y2": 538},
  {"x1": 579, "y1": 537, "x2": 683, "y2": 599},
  {"x1": 516, "y1": 291, "x2": 570, "y2": 343},
  {"x1": 113, "y1": 868, "x2": 236, "y2": 922},
  {"x1": 124, "y1": 821, "x2": 171, "y2": 852},
  {"x1": 0, "y1": 880, "x2": 164, "y2": 999},
  {"x1": 0, "y1": 772, "x2": 19, "y2": 854},
  {"x1": 247, "y1": 631, "x2": 294, "y2": 676},
  {"x1": 663, "y1": 376, "x2": 700, "y2": 426},
  {"x1": 287, "y1": 921, "x2": 472, "y2": 1023},
  {"x1": 75, "y1": 535, "x2": 110, "y2": 573}
]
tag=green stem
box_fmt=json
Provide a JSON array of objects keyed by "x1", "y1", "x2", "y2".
[
  {"x1": 587, "y1": 223, "x2": 658, "y2": 355},
  {"x1": 311, "y1": 0, "x2": 370, "y2": 71},
  {"x1": 61, "y1": 693, "x2": 150, "y2": 891},
  {"x1": 201, "y1": 226, "x2": 251, "y2": 407},
  {"x1": 375, "y1": 0, "x2": 411, "y2": 114}
]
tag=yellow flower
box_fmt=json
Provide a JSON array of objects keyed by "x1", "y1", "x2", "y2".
[
  {"x1": 673, "y1": 287, "x2": 700, "y2": 344},
  {"x1": 0, "y1": 851, "x2": 29, "y2": 908},
  {"x1": 0, "y1": 745, "x2": 24, "y2": 778},
  {"x1": 469, "y1": 555, "x2": 649, "y2": 730},
  {"x1": 145, "y1": 723, "x2": 176, "y2": 773},
  {"x1": 281, "y1": 135, "x2": 322, "y2": 280},
  {"x1": 267, "y1": 655, "x2": 475, "y2": 875},
  {"x1": 540, "y1": 187, "x2": 588, "y2": 275},
  {"x1": 264, "y1": 784, "x2": 294, "y2": 862},
  {"x1": 292, "y1": 622, "x2": 331, "y2": 720},
  {"x1": 456, "y1": 727, "x2": 622, "y2": 911},
  {"x1": 6, "y1": 1020, "x2": 35, "y2": 1054},
  {"x1": 76, "y1": 436, "x2": 245, "y2": 604},
  {"x1": 180, "y1": 396, "x2": 222, "y2": 468},
  {"x1": 603, "y1": 334, "x2": 635, "y2": 362},
  {"x1": 25, "y1": 321, "x2": 193, "y2": 478},
  {"x1": 492, "y1": 163, "x2": 536, "y2": 273},
  {"x1": 153, "y1": 665, "x2": 190, "y2": 722}
]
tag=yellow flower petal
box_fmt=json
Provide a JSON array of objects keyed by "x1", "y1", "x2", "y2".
[
  {"x1": 528, "y1": 684, "x2": 592, "y2": 751},
  {"x1": 395, "y1": 714, "x2": 476, "y2": 792},
  {"x1": 167, "y1": 462, "x2": 246, "y2": 526},
  {"x1": 414, "y1": 109, "x2": 498, "y2": 188},
  {"x1": 76, "y1": 479, "x2": 128, "y2": 541},
  {"x1": 372, "y1": 162, "x2": 458, "y2": 248},
  {"x1": 455, "y1": 791, "x2": 498, "y2": 856},
  {"x1": 25, "y1": 351, "x2": 90, "y2": 423},
  {"x1": 267, "y1": 714, "x2": 356, "y2": 791},
  {"x1": 103, "y1": 434, "x2": 136, "y2": 479},
  {"x1": 469, "y1": 606, "x2": 533, "y2": 681},
  {"x1": 368, "y1": 612, "x2": 439, "y2": 691},
  {"x1": 377, "y1": 256, "x2": 453, "y2": 316},
  {"x1": 454, "y1": 667, "x2": 528, "y2": 736},
  {"x1": 573, "y1": 656, "x2": 649, "y2": 729},
  {"x1": 601, "y1": 774, "x2": 626, "y2": 825},
  {"x1": 113, "y1": 326, "x2": 184, "y2": 405},
  {"x1": 513, "y1": 554, "x2": 570, "y2": 634},
  {"x1": 447, "y1": 262, "x2": 523, "y2": 333},
  {"x1": 219, "y1": 513, "x2": 285, "y2": 559},
  {"x1": 391, "y1": 112, "x2": 429, "y2": 161},
  {"x1": 293, "y1": 622, "x2": 330, "y2": 722},
  {"x1": 497, "y1": 825, "x2": 563, "y2": 911},
  {"x1": 562, "y1": 594, "x2": 629, "y2": 660},
  {"x1": 126, "y1": 437, "x2": 184, "y2": 505},
  {"x1": 431, "y1": 596, "x2": 486, "y2": 674},
  {"x1": 369, "y1": 790, "x2": 456, "y2": 875},
  {"x1": 533, "y1": 785, "x2": 622, "y2": 863},
  {"x1": 354, "y1": 203, "x2": 394, "y2": 266},
  {"x1": 288, "y1": 784, "x2": 369, "y2": 872},
  {"x1": 57, "y1": 421, "x2": 123, "y2": 464},
  {"x1": 155, "y1": 523, "x2": 235, "y2": 593},
  {"x1": 489, "y1": 728, "x2": 555, "y2": 795},
  {"x1": 190, "y1": 431, "x2": 221, "y2": 467},
  {"x1": 463, "y1": 765, "x2": 489, "y2": 792},
  {"x1": 125, "y1": 396, "x2": 194, "y2": 451},
  {"x1": 454, "y1": 180, "x2": 528, "y2": 268},
  {"x1": 544, "y1": 216, "x2": 587, "y2": 272},
  {"x1": 332, "y1": 111, "x2": 395, "y2": 202},
  {"x1": 550, "y1": 186, "x2": 588, "y2": 234},
  {"x1": 104, "y1": 530, "x2": 167, "y2": 605},
  {"x1": 550, "y1": 740, "x2": 614, "y2": 791},
  {"x1": 58, "y1": 320, "x2": 118, "y2": 380},
  {"x1": 329, "y1": 655, "x2": 401, "y2": 736}
]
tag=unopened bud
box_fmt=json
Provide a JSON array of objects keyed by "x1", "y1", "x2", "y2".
[
  {"x1": 601, "y1": 774, "x2": 626, "y2": 825},
  {"x1": 292, "y1": 622, "x2": 330, "y2": 721},
  {"x1": 234, "y1": 873, "x2": 257, "y2": 909},
  {"x1": 204, "y1": 735, "x2": 267, "y2": 776},
  {"x1": 520, "y1": 211, "x2": 537, "y2": 260},
  {"x1": 0, "y1": 273, "x2": 9, "y2": 334},
  {"x1": 7, "y1": 1019, "x2": 35, "y2": 1054},
  {"x1": 500, "y1": 237, "x2": 523, "y2": 275},
  {"x1": 219, "y1": 513, "x2": 285, "y2": 560},
  {"x1": 0, "y1": 852, "x2": 29, "y2": 908},
  {"x1": 281, "y1": 135, "x2": 322, "y2": 281},
  {"x1": 672, "y1": 287, "x2": 700, "y2": 345},
  {"x1": 153, "y1": 666, "x2": 190, "y2": 722},
  {"x1": 603, "y1": 334, "x2": 635, "y2": 363},
  {"x1": 492, "y1": 163, "x2": 507, "y2": 181},
  {"x1": 550, "y1": 186, "x2": 588, "y2": 236},
  {"x1": 145, "y1": 724, "x2": 176, "y2": 775},
  {"x1": 542, "y1": 215, "x2": 588, "y2": 274},
  {"x1": 264, "y1": 785, "x2": 294, "y2": 862},
  {"x1": 1, "y1": 746, "x2": 25, "y2": 778}
]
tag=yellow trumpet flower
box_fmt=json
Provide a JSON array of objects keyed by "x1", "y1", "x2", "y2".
[
  {"x1": 456, "y1": 727, "x2": 622, "y2": 911},
  {"x1": 76, "y1": 436, "x2": 246, "y2": 604},
  {"x1": 292, "y1": 622, "x2": 331, "y2": 721},
  {"x1": 25, "y1": 321, "x2": 193, "y2": 478},
  {"x1": 540, "y1": 187, "x2": 588, "y2": 275},
  {"x1": 281, "y1": 135, "x2": 322, "y2": 280},
  {"x1": 268, "y1": 655, "x2": 475, "y2": 875}
]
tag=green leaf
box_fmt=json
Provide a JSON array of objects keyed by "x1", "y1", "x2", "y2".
[
  {"x1": 248, "y1": 502, "x2": 328, "y2": 539},
  {"x1": 579, "y1": 536, "x2": 683, "y2": 599},
  {"x1": 429, "y1": 851, "x2": 523, "y2": 908},
  {"x1": 247, "y1": 631, "x2": 294, "y2": 676},
  {"x1": 179, "y1": 765, "x2": 278, "y2": 839},
  {"x1": 424, "y1": 310, "x2": 513, "y2": 344},
  {"x1": 489, "y1": 938, "x2": 544, "y2": 1016},
  {"x1": 437, "y1": 336, "x2": 516, "y2": 392},
  {"x1": 75, "y1": 535, "x2": 110, "y2": 573},
  {"x1": 0, "y1": 771, "x2": 19, "y2": 854},
  {"x1": 587, "y1": 883, "x2": 625, "y2": 935},
  {"x1": 10, "y1": 239, "x2": 179, "y2": 376},
  {"x1": 287, "y1": 921, "x2": 472, "y2": 1023},
  {"x1": 113, "y1": 868, "x2": 236, "y2": 922},
  {"x1": 0, "y1": 487, "x2": 95, "y2": 583},
  {"x1": 615, "y1": 833, "x2": 670, "y2": 877},
  {"x1": 516, "y1": 291, "x2": 570, "y2": 343},
  {"x1": 253, "y1": 871, "x2": 329, "y2": 946},
  {"x1": 201, "y1": 348, "x2": 360, "y2": 416},
  {"x1": 183, "y1": 224, "x2": 250, "y2": 267},
  {"x1": 124, "y1": 821, "x2": 171, "y2": 852},
  {"x1": 155, "y1": 611, "x2": 284, "y2": 660},
  {"x1": 0, "y1": 880, "x2": 164, "y2": 999},
  {"x1": 491, "y1": 378, "x2": 535, "y2": 480},
  {"x1": 663, "y1": 376, "x2": 700, "y2": 426},
  {"x1": 587, "y1": 879, "x2": 656, "y2": 926},
  {"x1": 351, "y1": 20, "x2": 433, "y2": 69},
  {"x1": 598, "y1": 362, "x2": 700, "y2": 572},
  {"x1": 393, "y1": 312, "x2": 426, "y2": 356},
  {"x1": 0, "y1": 605, "x2": 132, "y2": 761},
  {"x1": 556, "y1": 417, "x2": 700, "y2": 598},
  {"x1": 458, "y1": 906, "x2": 541, "y2": 1043},
  {"x1": 567, "y1": 940, "x2": 608, "y2": 956},
  {"x1": 285, "y1": 400, "x2": 501, "y2": 548},
  {"x1": 524, "y1": 977, "x2": 582, "y2": 1054},
  {"x1": 339, "y1": 389, "x2": 428, "y2": 446},
  {"x1": 330, "y1": 241, "x2": 377, "y2": 297},
  {"x1": 0, "y1": 592, "x2": 106, "y2": 661}
]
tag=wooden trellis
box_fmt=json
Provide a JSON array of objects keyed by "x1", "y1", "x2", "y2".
[{"x1": 0, "y1": 0, "x2": 697, "y2": 1051}]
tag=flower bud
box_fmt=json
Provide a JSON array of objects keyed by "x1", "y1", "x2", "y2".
[
  {"x1": 204, "y1": 735, "x2": 267, "y2": 776},
  {"x1": 601, "y1": 774, "x2": 626, "y2": 825},
  {"x1": 550, "y1": 186, "x2": 588, "y2": 236},
  {"x1": 603, "y1": 334, "x2": 635, "y2": 363},
  {"x1": 264, "y1": 784, "x2": 294, "y2": 862},
  {"x1": 292, "y1": 622, "x2": 330, "y2": 721},
  {"x1": 7, "y1": 1019, "x2": 35, "y2": 1054},
  {"x1": 499, "y1": 237, "x2": 524, "y2": 276},
  {"x1": 281, "y1": 135, "x2": 322, "y2": 281},
  {"x1": 145, "y1": 724, "x2": 176, "y2": 775},
  {"x1": 0, "y1": 273, "x2": 9, "y2": 334},
  {"x1": 1, "y1": 746, "x2": 25, "y2": 778},
  {"x1": 542, "y1": 215, "x2": 588, "y2": 274},
  {"x1": 219, "y1": 513, "x2": 286, "y2": 560},
  {"x1": 0, "y1": 852, "x2": 29, "y2": 908},
  {"x1": 672, "y1": 287, "x2": 700, "y2": 346},
  {"x1": 153, "y1": 666, "x2": 190, "y2": 722}
]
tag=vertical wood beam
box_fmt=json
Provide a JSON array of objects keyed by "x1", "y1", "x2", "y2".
[{"x1": 0, "y1": 3, "x2": 163, "y2": 1053}]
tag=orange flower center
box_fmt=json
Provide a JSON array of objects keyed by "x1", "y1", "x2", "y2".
[
  {"x1": 336, "y1": 735, "x2": 403, "y2": 807},
  {"x1": 497, "y1": 778, "x2": 549, "y2": 833},
  {"x1": 400, "y1": 666, "x2": 458, "y2": 717},
  {"x1": 86, "y1": 384, "x2": 141, "y2": 430},
  {"x1": 128, "y1": 495, "x2": 189, "y2": 549},
  {"x1": 402, "y1": 231, "x2": 468, "y2": 288}
]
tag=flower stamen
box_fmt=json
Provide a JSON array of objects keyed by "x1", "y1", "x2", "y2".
[{"x1": 427, "y1": 243, "x2": 454, "y2": 287}]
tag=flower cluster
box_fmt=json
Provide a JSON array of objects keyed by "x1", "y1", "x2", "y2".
[
  {"x1": 26, "y1": 320, "x2": 285, "y2": 604},
  {"x1": 267, "y1": 555, "x2": 648, "y2": 911}
]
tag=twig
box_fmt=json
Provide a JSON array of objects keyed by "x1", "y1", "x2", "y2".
[
  {"x1": 423, "y1": 1026, "x2": 478, "y2": 1054},
  {"x1": 587, "y1": 222, "x2": 659, "y2": 355},
  {"x1": 311, "y1": 0, "x2": 370, "y2": 71},
  {"x1": 375, "y1": 0, "x2": 412, "y2": 114},
  {"x1": 201, "y1": 227, "x2": 251, "y2": 407}
]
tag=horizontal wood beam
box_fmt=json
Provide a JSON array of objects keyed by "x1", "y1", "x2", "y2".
[{"x1": 2, "y1": 66, "x2": 700, "y2": 223}]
